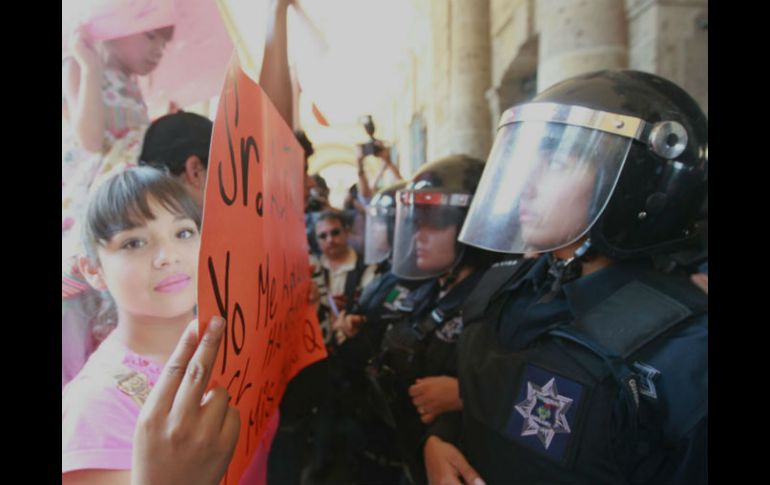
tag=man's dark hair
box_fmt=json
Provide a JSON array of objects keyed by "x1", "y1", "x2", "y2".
[
  {"x1": 139, "y1": 111, "x2": 213, "y2": 176},
  {"x1": 311, "y1": 174, "x2": 329, "y2": 195},
  {"x1": 316, "y1": 210, "x2": 350, "y2": 231}
]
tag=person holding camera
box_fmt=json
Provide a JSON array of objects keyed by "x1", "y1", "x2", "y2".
[
  {"x1": 356, "y1": 115, "x2": 403, "y2": 200},
  {"x1": 347, "y1": 116, "x2": 403, "y2": 258}
]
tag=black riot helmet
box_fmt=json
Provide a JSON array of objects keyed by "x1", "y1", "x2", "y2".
[
  {"x1": 459, "y1": 69, "x2": 708, "y2": 260},
  {"x1": 364, "y1": 180, "x2": 407, "y2": 264},
  {"x1": 392, "y1": 155, "x2": 486, "y2": 279}
]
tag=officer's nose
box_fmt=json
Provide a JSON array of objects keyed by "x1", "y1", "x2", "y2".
[
  {"x1": 415, "y1": 226, "x2": 429, "y2": 244},
  {"x1": 520, "y1": 168, "x2": 540, "y2": 201}
]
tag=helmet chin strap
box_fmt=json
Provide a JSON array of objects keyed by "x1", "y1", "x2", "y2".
[
  {"x1": 539, "y1": 239, "x2": 593, "y2": 303},
  {"x1": 439, "y1": 243, "x2": 467, "y2": 291}
]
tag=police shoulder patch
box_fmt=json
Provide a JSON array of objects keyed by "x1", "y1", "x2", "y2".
[{"x1": 504, "y1": 364, "x2": 584, "y2": 462}]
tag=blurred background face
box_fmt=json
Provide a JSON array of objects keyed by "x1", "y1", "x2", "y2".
[
  {"x1": 106, "y1": 26, "x2": 174, "y2": 75},
  {"x1": 518, "y1": 155, "x2": 597, "y2": 250},
  {"x1": 414, "y1": 222, "x2": 457, "y2": 272},
  {"x1": 315, "y1": 218, "x2": 349, "y2": 260}
]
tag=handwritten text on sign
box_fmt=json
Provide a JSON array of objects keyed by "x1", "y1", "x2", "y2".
[{"x1": 198, "y1": 56, "x2": 326, "y2": 485}]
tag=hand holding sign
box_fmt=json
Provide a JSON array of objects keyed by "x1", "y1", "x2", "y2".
[{"x1": 131, "y1": 317, "x2": 239, "y2": 485}]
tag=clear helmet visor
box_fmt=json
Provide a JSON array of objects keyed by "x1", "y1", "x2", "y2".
[
  {"x1": 459, "y1": 121, "x2": 632, "y2": 254},
  {"x1": 364, "y1": 207, "x2": 395, "y2": 265},
  {"x1": 392, "y1": 191, "x2": 468, "y2": 280}
]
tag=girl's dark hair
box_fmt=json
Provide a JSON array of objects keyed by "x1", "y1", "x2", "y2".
[{"x1": 82, "y1": 166, "x2": 201, "y2": 260}]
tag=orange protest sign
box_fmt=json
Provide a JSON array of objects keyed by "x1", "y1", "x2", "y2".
[{"x1": 197, "y1": 55, "x2": 327, "y2": 484}]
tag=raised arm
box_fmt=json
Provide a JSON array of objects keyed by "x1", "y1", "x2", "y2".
[
  {"x1": 63, "y1": 28, "x2": 106, "y2": 153},
  {"x1": 379, "y1": 147, "x2": 403, "y2": 181},
  {"x1": 355, "y1": 147, "x2": 374, "y2": 199},
  {"x1": 259, "y1": 0, "x2": 293, "y2": 126}
]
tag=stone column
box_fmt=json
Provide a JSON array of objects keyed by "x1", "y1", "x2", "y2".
[
  {"x1": 447, "y1": 0, "x2": 492, "y2": 160},
  {"x1": 626, "y1": 0, "x2": 708, "y2": 115},
  {"x1": 537, "y1": 0, "x2": 628, "y2": 92},
  {"x1": 429, "y1": 0, "x2": 493, "y2": 161},
  {"x1": 429, "y1": 0, "x2": 451, "y2": 161}
]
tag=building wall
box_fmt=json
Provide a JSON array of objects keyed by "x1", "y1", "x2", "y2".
[
  {"x1": 626, "y1": 0, "x2": 708, "y2": 115},
  {"x1": 488, "y1": 0, "x2": 537, "y2": 136},
  {"x1": 390, "y1": 0, "x2": 707, "y2": 179},
  {"x1": 537, "y1": 0, "x2": 629, "y2": 92}
]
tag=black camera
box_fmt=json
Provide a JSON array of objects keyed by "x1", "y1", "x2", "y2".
[
  {"x1": 361, "y1": 140, "x2": 383, "y2": 156},
  {"x1": 359, "y1": 115, "x2": 384, "y2": 156}
]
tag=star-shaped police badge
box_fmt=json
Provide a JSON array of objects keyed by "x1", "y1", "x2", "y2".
[{"x1": 515, "y1": 377, "x2": 573, "y2": 449}]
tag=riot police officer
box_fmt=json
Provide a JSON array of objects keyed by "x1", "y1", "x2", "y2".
[
  {"x1": 365, "y1": 181, "x2": 407, "y2": 270},
  {"x1": 333, "y1": 180, "x2": 411, "y2": 346},
  {"x1": 424, "y1": 69, "x2": 708, "y2": 485},
  {"x1": 360, "y1": 155, "x2": 503, "y2": 484},
  {"x1": 325, "y1": 180, "x2": 422, "y2": 484}
]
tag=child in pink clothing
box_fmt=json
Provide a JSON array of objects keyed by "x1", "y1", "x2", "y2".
[
  {"x1": 62, "y1": 333, "x2": 163, "y2": 473},
  {"x1": 62, "y1": 167, "x2": 279, "y2": 485},
  {"x1": 62, "y1": 331, "x2": 280, "y2": 480},
  {"x1": 62, "y1": 21, "x2": 175, "y2": 390},
  {"x1": 62, "y1": 167, "x2": 201, "y2": 484}
]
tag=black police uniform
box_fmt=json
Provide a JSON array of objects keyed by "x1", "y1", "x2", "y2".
[
  {"x1": 432, "y1": 255, "x2": 707, "y2": 484},
  {"x1": 316, "y1": 271, "x2": 419, "y2": 484},
  {"x1": 336, "y1": 271, "x2": 415, "y2": 373},
  {"x1": 365, "y1": 153, "x2": 495, "y2": 483},
  {"x1": 366, "y1": 267, "x2": 487, "y2": 484}
]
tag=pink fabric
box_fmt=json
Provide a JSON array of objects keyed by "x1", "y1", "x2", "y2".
[
  {"x1": 62, "y1": 334, "x2": 161, "y2": 473},
  {"x1": 62, "y1": 0, "x2": 233, "y2": 116},
  {"x1": 138, "y1": 0, "x2": 233, "y2": 116},
  {"x1": 62, "y1": 0, "x2": 175, "y2": 43}
]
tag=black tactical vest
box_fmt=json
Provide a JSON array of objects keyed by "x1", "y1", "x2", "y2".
[{"x1": 457, "y1": 263, "x2": 707, "y2": 484}]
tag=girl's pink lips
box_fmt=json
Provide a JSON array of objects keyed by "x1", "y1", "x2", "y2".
[{"x1": 155, "y1": 274, "x2": 191, "y2": 293}]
